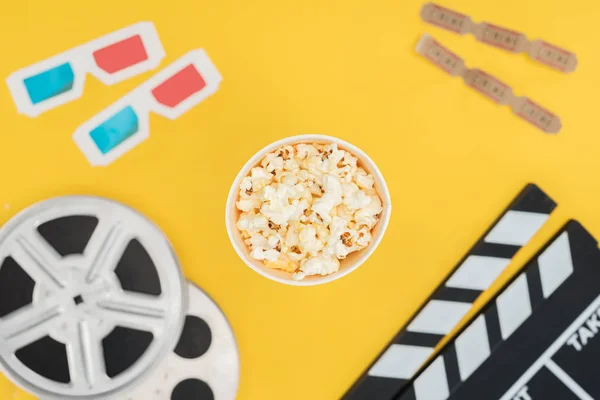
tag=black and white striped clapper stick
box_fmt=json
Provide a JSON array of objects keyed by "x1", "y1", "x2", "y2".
[
  {"x1": 343, "y1": 184, "x2": 557, "y2": 400},
  {"x1": 395, "y1": 220, "x2": 600, "y2": 400}
]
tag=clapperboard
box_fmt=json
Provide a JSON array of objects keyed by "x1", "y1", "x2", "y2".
[
  {"x1": 344, "y1": 184, "x2": 557, "y2": 400},
  {"x1": 395, "y1": 220, "x2": 600, "y2": 400}
]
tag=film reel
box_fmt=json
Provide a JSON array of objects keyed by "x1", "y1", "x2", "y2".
[
  {"x1": 123, "y1": 281, "x2": 240, "y2": 400},
  {"x1": 0, "y1": 196, "x2": 187, "y2": 399}
]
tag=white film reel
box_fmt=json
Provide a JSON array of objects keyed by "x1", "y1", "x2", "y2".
[
  {"x1": 0, "y1": 196, "x2": 187, "y2": 400},
  {"x1": 123, "y1": 281, "x2": 240, "y2": 400}
]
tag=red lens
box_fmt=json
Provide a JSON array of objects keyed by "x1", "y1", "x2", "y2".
[
  {"x1": 93, "y1": 35, "x2": 149, "y2": 74},
  {"x1": 151, "y1": 65, "x2": 206, "y2": 108}
]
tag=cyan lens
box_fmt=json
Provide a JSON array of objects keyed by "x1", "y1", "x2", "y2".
[
  {"x1": 23, "y1": 63, "x2": 75, "y2": 104},
  {"x1": 89, "y1": 106, "x2": 139, "y2": 154}
]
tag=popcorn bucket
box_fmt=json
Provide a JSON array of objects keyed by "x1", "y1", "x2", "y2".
[{"x1": 226, "y1": 134, "x2": 392, "y2": 286}]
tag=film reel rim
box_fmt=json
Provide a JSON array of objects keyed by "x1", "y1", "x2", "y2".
[
  {"x1": 188, "y1": 280, "x2": 241, "y2": 384},
  {"x1": 123, "y1": 281, "x2": 241, "y2": 400},
  {"x1": 0, "y1": 195, "x2": 188, "y2": 400}
]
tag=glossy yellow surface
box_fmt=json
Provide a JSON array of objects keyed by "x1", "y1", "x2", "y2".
[{"x1": 0, "y1": 0, "x2": 598, "y2": 398}]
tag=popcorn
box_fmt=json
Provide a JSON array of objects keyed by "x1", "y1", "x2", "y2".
[
  {"x1": 249, "y1": 234, "x2": 270, "y2": 250},
  {"x1": 266, "y1": 255, "x2": 298, "y2": 272},
  {"x1": 285, "y1": 226, "x2": 300, "y2": 247},
  {"x1": 251, "y1": 248, "x2": 280, "y2": 262},
  {"x1": 236, "y1": 196, "x2": 261, "y2": 212},
  {"x1": 296, "y1": 144, "x2": 319, "y2": 159},
  {"x1": 240, "y1": 177, "x2": 252, "y2": 194},
  {"x1": 356, "y1": 227, "x2": 373, "y2": 247},
  {"x1": 343, "y1": 189, "x2": 371, "y2": 211},
  {"x1": 280, "y1": 173, "x2": 298, "y2": 186},
  {"x1": 356, "y1": 168, "x2": 375, "y2": 189},
  {"x1": 292, "y1": 256, "x2": 340, "y2": 281},
  {"x1": 342, "y1": 153, "x2": 358, "y2": 169},
  {"x1": 355, "y1": 196, "x2": 383, "y2": 229},
  {"x1": 236, "y1": 142, "x2": 383, "y2": 280},
  {"x1": 266, "y1": 156, "x2": 284, "y2": 173},
  {"x1": 341, "y1": 182, "x2": 359, "y2": 197},
  {"x1": 237, "y1": 213, "x2": 269, "y2": 232},
  {"x1": 250, "y1": 167, "x2": 273, "y2": 191},
  {"x1": 299, "y1": 225, "x2": 324, "y2": 255},
  {"x1": 312, "y1": 174, "x2": 342, "y2": 224},
  {"x1": 284, "y1": 158, "x2": 300, "y2": 171}
]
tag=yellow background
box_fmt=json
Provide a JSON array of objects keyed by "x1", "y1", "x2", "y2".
[{"x1": 0, "y1": 0, "x2": 598, "y2": 399}]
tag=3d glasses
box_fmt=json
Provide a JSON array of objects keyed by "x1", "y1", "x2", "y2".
[
  {"x1": 6, "y1": 22, "x2": 165, "y2": 117},
  {"x1": 73, "y1": 49, "x2": 222, "y2": 166}
]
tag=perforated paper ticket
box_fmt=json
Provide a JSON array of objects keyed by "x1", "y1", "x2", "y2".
[
  {"x1": 420, "y1": 3, "x2": 578, "y2": 73},
  {"x1": 416, "y1": 34, "x2": 562, "y2": 134}
]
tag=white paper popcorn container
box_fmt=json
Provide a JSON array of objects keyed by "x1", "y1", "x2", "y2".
[{"x1": 226, "y1": 134, "x2": 392, "y2": 286}]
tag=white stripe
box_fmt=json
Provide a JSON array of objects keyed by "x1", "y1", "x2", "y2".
[
  {"x1": 455, "y1": 315, "x2": 491, "y2": 381},
  {"x1": 414, "y1": 356, "x2": 450, "y2": 400},
  {"x1": 368, "y1": 344, "x2": 434, "y2": 379},
  {"x1": 446, "y1": 256, "x2": 511, "y2": 291},
  {"x1": 499, "y1": 295, "x2": 600, "y2": 400},
  {"x1": 497, "y1": 274, "x2": 533, "y2": 340},
  {"x1": 538, "y1": 232, "x2": 574, "y2": 299},
  {"x1": 407, "y1": 300, "x2": 472, "y2": 335},
  {"x1": 484, "y1": 210, "x2": 549, "y2": 246},
  {"x1": 546, "y1": 360, "x2": 594, "y2": 400}
]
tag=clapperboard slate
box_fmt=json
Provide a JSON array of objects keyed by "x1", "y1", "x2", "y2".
[
  {"x1": 395, "y1": 220, "x2": 600, "y2": 400},
  {"x1": 344, "y1": 184, "x2": 557, "y2": 400}
]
